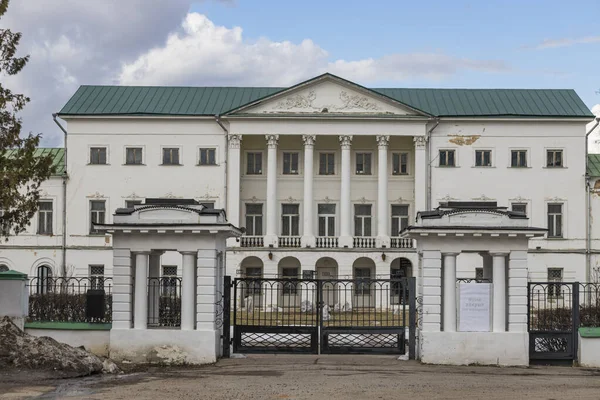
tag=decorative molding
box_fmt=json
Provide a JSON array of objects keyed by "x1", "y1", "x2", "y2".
[
  {"x1": 124, "y1": 192, "x2": 141, "y2": 199},
  {"x1": 546, "y1": 196, "x2": 566, "y2": 202},
  {"x1": 413, "y1": 136, "x2": 428, "y2": 149},
  {"x1": 339, "y1": 135, "x2": 353, "y2": 149},
  {"x1": 39, "y1": 189, "x2": 50, "y2": 198},
  {"x1": 284, "y1": 196, "x2": 297, "y2": 203},
  {"x1": 248, "y1": 196, "x2": 259, "y2": 203},
  {"x1": 228, "y1": 134, "x2": 242, "y2": 149},
  {"x1": 472, "y1": 194, "x2": 494, "y2": 201},
  {"x1": 393, "y1": 197, "x2": 405, "y2": 204},
  {"x1": 87, "y1": 191, "x2": 104, "y2": 199},
  {"x1": 439, "y1": 194, "x2": 458, "y2": 201},
  {"x1": 163, "y1": 192, "x2": 180, "y2": 199},
  {"x1": 270, "y1": 89, "x2": 382, "y2": 113},
  {"x1": 509, "y1": 195, "x2": 529, "y2": 202},
  {"x1": 376, "y1": 135, "x2": 390, "y2": 147},
  {"x1": 322, "y1": 196, "x2": 332, "y2": 204},
  {"x1": 274, "y1": 90, "x2": 317, "y2": 110},
  {"x1": 356, "y1": 196, "x2": 371, "y2": 204},
  {"x1": 265, "y1": 134, "x2": 279, "y2": 149},
  {"x1": 302, "y1": 135, "x2": 316, "y2": 147},
  {"x1": 338, "y1": 91, "x2": 380, "y2": 111},
  {"x1": 196, "y1": 193, "x2": 218, "y2": 201}
]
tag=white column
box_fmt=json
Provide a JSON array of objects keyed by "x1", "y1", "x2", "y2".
[
  {"x1": 148, "y1": 252, "x2": 162, "y2": 326},
  {"x1": 227, "y1": 134, "x2": 242, "y2": 247},
  {"x1": 339, "y1": 135, "x2": 353, "y2": 248},
  {"x1": 264, "y1": 134, "x2": 279, "y2": 247},
  {"x1": 443, "y1": 252, "x2": 458, "y2": 332},
  {"x1": 301, "y1": 135, "x2": 316, "y2": 248},
  {"x1": 492, "y1": 252, "x2": 507, "y2": 332},
  {"x1": 181, "y1": 251, "x2": 197, "y2": 330},
  {"x1": 376, "y1": 135, "x2": 390, "y2": 248},
  {"x1": 134, "y1": 251, "x2": 150, "y2": 329},
  {"x1": 414, "y1": 136, "x2": 427, "y2": 215}
]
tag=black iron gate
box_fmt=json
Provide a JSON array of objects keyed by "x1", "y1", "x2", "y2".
[{"x1": 224, "y1": 276, "x2": 416, "y2": 357}]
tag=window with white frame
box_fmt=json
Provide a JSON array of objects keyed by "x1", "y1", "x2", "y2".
[
  {"x1": 511, "y1": 150, "x2": 527, "y2": 167},
  {"x1": 511, "y1": 203, "x2": 527, "y2": 216},
  {"x1": 199, "y1": 148, "x2": 216, "y2": 165},
  {"x1": 245, "y1": 204, "x2": 263, "y2": 236},
  {"x1": 282, "y1": 152, "x2": 299, "y2": 175},
  {"x1": 162, "y1": 147, "x2": 180, "y2": 165},
  {"x1": 89, "y1": 265, "x2": 105, "y2": 289},
  {"x1": 547, "y1": 203, "x2": 563, "y2": 238},
  {"x1": 354, "y1": 204, "x2": 372, "y2": 237},
  {"x1": 125, "y1": 147, "x2": 143, "y2": 165},
  {"x1": 391, "y1": 205, "x2": 409, "y2": 236},
  {"x1": 89, "y1": 200, "x2": 106, "y2": 234},
  {"x1": 37, "y1": 200, "x2": 53, "y2": 235},
  {"x1": 246, "y1": 152, "x2": 263, "y2": 175},
  {"x1": 319, "y1": 153, "x2": 335, "y2": 175},
  {"x1": 439, "y1": 149, "x2": 455, "y2": 167},
  {"x1": 355, "y1": 152, "x2": 372, "y2": 175},
  {"x1": 89, "y1": 147, "x2": 107, "y2": 165},
  {"x1": 475, "y1": 150, "x2": 492, "y2": 167},
  {"x1": 392, "y1": 152, "x2": 408, "y2": 175},
  {"x1": 548, "y1": 268, "x2": 563, "y2": 297},
  {"x1": 547, "y1": 149, "x2": 563, "y2": 168},
  {"x1": 36, "y1": 265, "x2": 52, "y2": 294},
  {"x1": 125, "y1": 199, "x2": 143, "y2": 208},
  {"x1": 318, "y1": 204, "x2": 336, "y2": 237},
  {"x1": 281, "y1": 204, "x2": 300, "y2": 236}
]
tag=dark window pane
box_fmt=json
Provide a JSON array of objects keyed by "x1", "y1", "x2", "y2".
[
  {"x1": 364, "y1": 218, "x2": 371, "y2": 236},
  {"x1": 391, "y1": 218, "x2": 399, "y2": 236},
  {"x1": 448, "y1": 150, "x2": 455, "y2": 166},
  {"x1": 318, "y1": 204, "x2": 335, "y2": 214},
  {"x1": 246, "y1": 204, "x2": 263, "y2": 214},
  {"x1": 291, "y1": 216, "x2": 299, "y2": 235},
  {"x1": 440, "y1": 151, "x2": 447, "y2": 166},
  {"x1": 328, "y1": 216, "x2": 335, "y2": 236},
  {"x1": 318, "y1": 217, "x2": 326, "y2": 236},
  {"x1": 255, "y1": 216, "x2": 263, "y2": 235},
  {"x1": 282, "y1": 204, "x2": 299, "y2": 214},
  {"x1": 354, "y1": 217, "x2": 361, "y2": 236},
  {"x1": 511, "y1": 151, "x2": 518, "y2": 167},
  {"x1": 392, "y1": 205, "x2": 408, "y2": 216}
]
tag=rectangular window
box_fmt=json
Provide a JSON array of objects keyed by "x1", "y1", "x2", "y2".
[
  {"x1": 90, "y1": 147, "x2": 107, "y2": 165},
  {"x1": 391, "y1": 205, "x2": 409, "y2": 236},
  {"x1": 319, "y1": 153, "x2": 335, "y2": 175},
  {"x1": 475, "y1": 268, "x2": 484, "y2": 280},
  {"x1": 199, "y1": 148, "x2": 216, "y2": 165},
  {"x1": 511, "y1": 150, "x2": 527, "y2": 167},
  {"x1": 162, "y1": 147, "x2": 180, "y2": 165},
  {"x1": 475, "y1": 150, "x2": 492, "y2": 167},
  {"x1": 245, "y1": 204, "x2": 263, "y2": 236},
  {"x1": 354, "y1": 267, "x2": 372, "y2": 295},
  {"x1": 200, "y1": 202, "x2": 215, "y2": 209},
  {"x1": 547, "y1": 149, "x2": 563, "y2": 168},
  {"x1": 282, "y1": 152, "x2": 299, "y2": 175},
  {"x1": 547, "y1": 203, "x2": 563, "y2": 238},
  {"x1": 89, "y1": 265, "x2": 105, "y2": 289},
  {"x1": 439, "y1": 150, "x2": 456, "y2": 167},
  {"x1": 90, "y1": 200, "x2": 106, "y2": 234},
  {"x1": 281, "y1": 204, "x2": 300, "y2": 236},
  {"x1": 355, "y1": 152, "x2": 372, "y2": 175},
  {"x1": 37, "y1": 201, "x2": 53, "y2": 235},
  {"x1": 125, "y1": 147, "x2": 143, "y2": 165},
  {"x1": 318, "y1": 204, "x2": 336, "y2": 237},
  {"x1": 125, "y1": 200, "x2": 143, "y2": 208},
  {"x1": 548, "y1": 268, "x2": 563, "y2": 298},
  {"x1": 246, "y1": 152, "x2": 263, "y2": 175},
  {"x1": 392, "y1": 152, "x2": 408, "y2": 175},
  {"x1": 354, "y1": 204, "x2": 372, "y2": 237},
  {"x1": 511, "y1": 203, "x2": 527, "y2": 216},
  {"x1": 282, "y1": 267, "x2": 299, "y2": 294}
]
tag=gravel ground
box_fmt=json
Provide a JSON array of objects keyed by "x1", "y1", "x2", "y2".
[{"x1": 3, "y1": 355, "x2": 600, "y2": 399}]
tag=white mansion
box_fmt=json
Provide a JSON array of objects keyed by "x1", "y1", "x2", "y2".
[{"x1": 1, "y1": 73, "x2": 599, "y2": 285}]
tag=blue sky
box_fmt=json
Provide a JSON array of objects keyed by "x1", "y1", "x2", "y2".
[{"x1": 192, "y1": 0, "x2": 600, "y2": 107}]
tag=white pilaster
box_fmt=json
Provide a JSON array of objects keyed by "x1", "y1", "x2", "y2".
[
  {"x1": 443, "y1": 252, "x2": 458, "y2": 332},
  {"x1": 492, "y1": 252, "x2": 508, "y2": 332},
  {"x1": 181, "y1": 251, "x2": 197, "y2": 330},
  {"x1": 376, "y1": 135, "x2": 390, "y2": 248},
  {"x1": 508, "y1": 250, "x2": 528, "y2": 332},
  {"x1": 227, "y1": 134, "x2": 242, "y2": 247},
  {"x1": 111, "y1": 248, "x2": 132, "y2": 329},
  {"x1": 421, "y1": 250, "x2": 442, "y2": 332},
  {"x1": 264, "y1": 134, "x2": 279, "y2": 247},
  {"x1": 196, "y1": 248, "x2": 218, "y2": 330},
  {"x1": 339, "y1": 135, "x2": 353, "y2": 248},
  {"x1": 414, "y1": 136, "x2": 427, "y2": 214},
  {"x1": 134, "y1": 251, "x2": 150, "y2": 329},
  {"x1": 301, "y1": 135, "x2": 316, "y2": 248},
  {"x1": 148, "y1": 252, "x2": 162, "y2": 326}
]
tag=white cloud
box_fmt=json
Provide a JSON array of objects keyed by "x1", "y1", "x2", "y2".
[{"x1": 530, "y1": 36, "x2": 600, "y2": 50}]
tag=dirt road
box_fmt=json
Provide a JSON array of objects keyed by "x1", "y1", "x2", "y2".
[{"x1": 3, "y1": 355, "x2": 600, "y2": 399}]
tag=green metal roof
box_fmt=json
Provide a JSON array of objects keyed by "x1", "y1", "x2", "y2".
[
  {"x1": 588, "y1": 154, "x2": 600, "y2": 176},
  {"x1": 3, "y1": 148, "x2": 65, "y2": 176},
  {"x1": 58, "y1": 75, "x2": 594, "y2": 118}
]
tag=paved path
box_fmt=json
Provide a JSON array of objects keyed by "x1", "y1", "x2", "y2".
[{"x1": 3, "y1": 355, "x2": 600, "y2": 399}]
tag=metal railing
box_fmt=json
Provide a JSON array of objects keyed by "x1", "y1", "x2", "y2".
[
  {"x1": 456, "y1": 278, "x2": 492, "y2": 284},
  {"x1": 353, "y1": 237, "x2": 376, "y2": 248},
  {"x1": 390, "y1": 238, "x2": 415, "y2": 249},
  {"x1": 279, "y1": 236, "x2": 301, "y2": 248},
  {"x1": 240, "y1": 236, "x2": 264, "y2": 248},
  {"x1": 316, "y1": 236, "x2": 338, "y2": 248},
  {"x1": 27, "y1": 277, "x2": 112, "y2": 323},
  {"x1": 148, "y1": 277, "x2": 182, "y2": 328}
]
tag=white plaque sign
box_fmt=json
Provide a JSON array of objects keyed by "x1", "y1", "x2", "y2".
[{"x1": 458, "y1": 283, "x2": 491, "y2": 332}]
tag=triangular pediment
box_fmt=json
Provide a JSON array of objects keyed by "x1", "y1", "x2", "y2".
[{"x1": 227, "y1": 74, "x2": 429, "y2": 116}]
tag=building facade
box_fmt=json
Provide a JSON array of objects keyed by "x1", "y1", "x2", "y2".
[{"x1": 1, "y1": 73, "x2": 597, "y2": 285}]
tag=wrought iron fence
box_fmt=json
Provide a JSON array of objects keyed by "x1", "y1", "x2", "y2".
[
  {"x1": 27, "y1": 277, "x2": 112, "y2": 323},
  {"x1": 456, "y1": 278, "x2": 492, "y2": 284},
  {"x1": 148, "y1": 277, "x2": 182, "y2": 327}
]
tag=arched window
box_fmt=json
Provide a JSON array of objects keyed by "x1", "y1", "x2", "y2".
[
  {"x1": 0, "y1": 264, "x2": 9, "y2": 272},
  {"x1": 36, "y1": 265, "x2": 53, "y2": 294}
]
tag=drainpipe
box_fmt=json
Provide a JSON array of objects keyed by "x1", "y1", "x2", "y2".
[
  {"x1": 214, "y1": 115, "x2": 228, "y2": 213},
  {"x1": 426, "y1": 117, "x2": 441, "y2": 211},
  {"x1": 52, "y1": 113, "x2": 68, "y2": 278},
  {"x1": 585, "y1": 116, "x2": 600, "y2": 282}
]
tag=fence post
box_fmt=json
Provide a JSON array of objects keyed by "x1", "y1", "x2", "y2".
[
  {"x1": 317, "y1": 279, "x2": 323, "y2": 355},
  {"x1": 572, "y1": 282, "x2": 580, "y2": 363},
  {"x1": 0, "y1": 270, "x2": 29, "y2": 330},
  {"x1": 408, "y1": 277, "x2": 416, "y2": 360},
  {"x1": 222, "y1": 276, "x2": 231, "y2": 358}
]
